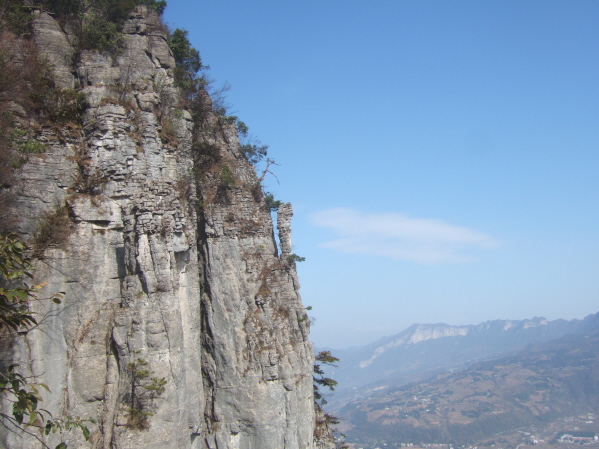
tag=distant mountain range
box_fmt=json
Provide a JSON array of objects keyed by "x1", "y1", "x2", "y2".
[
  {"x1": 324, "y1": 313, "x2": 599, "y2": 402},
  {"x1": 339, "y1": 311, "x2": 599, "y2": 446}
]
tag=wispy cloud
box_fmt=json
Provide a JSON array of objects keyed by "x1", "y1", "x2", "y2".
[{"x1": 310, "y1": 208, "x2": 500, "y2": 264}]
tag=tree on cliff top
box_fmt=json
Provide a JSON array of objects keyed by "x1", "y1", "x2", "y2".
[
  {"x1": 170, "y1": 28, "x2": 202, "y2": 74},
  {"x1": 169, "y1": 27, "x2": 206, "y2": 94}
]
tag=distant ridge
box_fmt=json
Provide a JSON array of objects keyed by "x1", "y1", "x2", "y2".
[
  {"x1": 326, "y1": 313, "x2": 599, "y2": 406},
  {"x1": 341, "y1": 313, "x2": 599, "y2": 446},
  {"x1": 357, "y1": 316, "x2": 560, "y2": 369}
]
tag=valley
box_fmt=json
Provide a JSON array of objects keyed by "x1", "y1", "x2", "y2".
[
  {"x1": 325, "y1": 314, "x2": 599, "y2": 448},
  {"x1": 342, "y1": 412, "x2": 598, "y2": 449}
]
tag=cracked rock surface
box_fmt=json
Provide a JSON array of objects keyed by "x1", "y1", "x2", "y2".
[{"x1": 1, "y1": 7, "x2": 315, "y2": 449}]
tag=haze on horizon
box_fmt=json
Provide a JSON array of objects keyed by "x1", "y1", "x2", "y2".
[{"x1": 165, "y1": 1, "x2": 599, "y2": 349}]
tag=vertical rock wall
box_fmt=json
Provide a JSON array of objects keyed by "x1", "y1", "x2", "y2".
[{"x1": 1, "y1": 7, "x2": 314, "y2": 449}]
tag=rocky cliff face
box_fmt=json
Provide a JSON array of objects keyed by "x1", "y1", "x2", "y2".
[{"x1": 1, "y1": 7, "x2": 315, "y2": 449}]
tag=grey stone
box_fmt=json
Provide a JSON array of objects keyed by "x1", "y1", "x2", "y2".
[
  {"x1": 32, "y1": 11, "x2": 75, "y2": 89},
  {"x1": 1, "y1": 6, "x2": 318, "y2": 449},
  {"x1": 278, "y1": 203, "x2": 294, "y2": 256}
]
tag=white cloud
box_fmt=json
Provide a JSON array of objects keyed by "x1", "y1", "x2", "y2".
[{"x1": 310, "y1": 208, "x2": 500, "y2": 264}]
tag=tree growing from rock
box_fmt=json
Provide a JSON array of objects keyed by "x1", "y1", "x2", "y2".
[
  {"x1": 125, "y1": 353, "x2": 167, "y2": 431},
  {"x1": 313, "y1": 350, "x2": 348, "y2": 448}
]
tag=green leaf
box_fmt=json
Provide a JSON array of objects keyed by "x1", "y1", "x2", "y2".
[
  {"x1": 55, "y1": 443, "x2": 67, "y2": 449},
  {"x1": 81, "y1": 425, "x2": 90, "y2": 440},
  {"x1": 14, "y1": 289, "x2": 29, "y2": 301}
]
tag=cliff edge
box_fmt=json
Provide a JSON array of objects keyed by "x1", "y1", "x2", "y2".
[{"x1": 0, "y1": 5, "x2": 317, "y2": 448}]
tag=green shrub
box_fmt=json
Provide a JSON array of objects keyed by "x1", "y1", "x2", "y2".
[
  {"x1": 4, "y1": 2, "x2": 33, "y2": 37},
  {"x1": 41, "y1": 0, "x2": 83, "y2": 17},
  {"x1": 219, "y1": 165, "x2": 235, "y2": 189},
  {"x1": 170, "y1": 28, "x2": 202, "y2": 74},
  {"x1": 240, "y1": 143, "x2": 268, "y2": 165},
  {"x1": 79, "y1": 14, "x2": 122, "y2": 53},
  {"x1": 126, "y1": 354, "x2": 167, "y2": 431},
  {"x1": 169, "y1": 28, "x2": 204, "y2": 92},
  {"x1": 18, "y1": 139, "x2": 45, "y2": 155},
  {"x1": 41, "y1": 0, "x2": 168, "y2": 54},
  {"x1": 192, "y1": 141, "x2": 221, "y2": 175},
  {"x1": 287, "y1": 253, "x2": 306, "y2": 263},
  {"x1": 4, "y1": 128, "x2": 44, "y2": 168},
  {"x1": 11, "y1": 138, "x2": 46, "y2": 168},
  {"x1": 145, "y1": 0, "x2": 167, "y2": 14},
  {"x1": 236, "y1": 120, "x2": 248, "y2": 137},
  {"x1": 264, "y1": 193, "x2": 282, "y2": 211}
]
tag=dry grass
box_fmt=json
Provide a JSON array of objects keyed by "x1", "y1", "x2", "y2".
[
  {"x1": 256, "y1": 279, "x2": 271, "y2": 299},
  {"x1": 0, "y1": 29, "x2": 88, "y2": 236},
  {"x1": 174, "y1": 178, "x2": 192, "y2": 202},
  {"x1": 69, "y1": 145, "x2": 107, "y2": 195},
  {"x1": 159, "y1": 115, "x2": 178, "y2": 145},
  {"x1": 125, "y1": 408, "x2": 151, "y2": 431},
  {"x1": 32, "y1": 206, "x2": 73, "y2": 258},
  {"x1": 99, "y1": 95, "x2": 136, "y2": 112},
  {"x1": 0, "y1": 32, "x2": 44, "y2": 195}
]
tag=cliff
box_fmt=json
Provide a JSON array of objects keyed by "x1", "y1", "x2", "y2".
[{"x1": 0, "y1": 5, "x2": 318, "y2": 449}]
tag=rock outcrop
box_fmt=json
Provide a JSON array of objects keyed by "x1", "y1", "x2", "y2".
[{"x1": 1, "y1": 7, "x2": 315, "y2": 449}]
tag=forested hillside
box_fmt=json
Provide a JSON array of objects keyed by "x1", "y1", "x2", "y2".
[{"x1": 340, "y1": 314, "x2": 599, "y2": 447}]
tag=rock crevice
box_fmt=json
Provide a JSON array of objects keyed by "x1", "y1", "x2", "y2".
[{"x1": 1, "y1": 7, "x2": 315, "y2": 449}]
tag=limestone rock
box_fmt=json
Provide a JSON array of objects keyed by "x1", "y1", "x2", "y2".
[
  {"x1": 1, "y1": 7, "x2": 316, "y2": 449},
  {"x1": 32, "y1": 11, "x2": 75, "y2": 89},
  {"x1": 278, "y1": 203, "x2": 294, "y2": 256}
]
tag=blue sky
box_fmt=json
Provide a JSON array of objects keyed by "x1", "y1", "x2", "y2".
[{"x1": 165, "y1": 1, "x2": 599, "y2": 349}]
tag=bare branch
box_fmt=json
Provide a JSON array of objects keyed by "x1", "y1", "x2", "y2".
[
  {"x1": 259, "y1": 158, "x2": 280, "y2": 184},
  {"x1": 0, "y1": 413, "x2": 51, "y2": 449}
]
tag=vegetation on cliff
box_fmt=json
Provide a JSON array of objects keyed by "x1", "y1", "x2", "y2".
[
  {"x1": 0, "y1": 1, "x2": 321, "y2": 446},
  {"x1": 0, "y1": 235, "x2": 92, "y2": 448},
  {"x1": 314, "y1": 351, "x2": 348, "y2": 448}
]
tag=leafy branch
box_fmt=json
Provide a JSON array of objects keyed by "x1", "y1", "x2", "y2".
[
  {"x1": 313, "y1": 351, "x2": 348, "y2": 447},
  {"x1": 0, "y1": 234, "x2": 90, "y2": 448},
  {"x1": 0, "y1": 234, "x2": 64, "y2": 331},
  {"x1": 287, "y1": 254, "x2": 306, "y2": 263},
  {"x1": 0, "y1": 361, "x2": 94, "y2": 449},
  {"x1": 264, "y1": 193, "x2": 282, "y2": 212},
  {"x1": 313, "y1": 351, "x2": 339, "y2": 407}
]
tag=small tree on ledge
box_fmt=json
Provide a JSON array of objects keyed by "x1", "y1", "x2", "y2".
[
  {"x1": 313, "y1": 351, "x2": 348, "y2": 448},
  {"x1": 125, "y1": 353, "x2": 167, "y2": 431}
]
